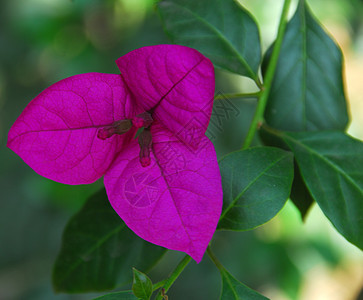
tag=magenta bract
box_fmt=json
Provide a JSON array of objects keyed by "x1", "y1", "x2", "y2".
[{"x1": 7, "y1": 45, "x2": 223, "y2": 262}]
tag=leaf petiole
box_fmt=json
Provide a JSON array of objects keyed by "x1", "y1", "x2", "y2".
[
  {"x1": 214, "y1": 91, "x2": 261, "y2": 101},
  {"x1": 255, "y1": 77, "x2": 264, "y2": 90},
  {"x1": 152, "y1": 279, "x2": 167, "y2": 291},
  {"x1": 155, "y1": 255, "x2": 192, "y2": 300},
  {"x1": 206, "y1": 246, "x2": 224, "y2": 272}
]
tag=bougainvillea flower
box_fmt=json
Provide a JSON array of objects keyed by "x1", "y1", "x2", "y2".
[{"x1": 7, "y1": 45, "x2": 223, "y2": 262}]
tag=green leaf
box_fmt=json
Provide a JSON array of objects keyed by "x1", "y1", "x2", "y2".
[
  {"x1": 218, "y1": 147, "x2": 294, "y2": 230},
  {"x1": 132, "y1": 268, "x2": 153, "y2": 300},
  {"x1": 259, "y1": 126, "x2": 315, "y2": 219},
  {"x1": 157, "y1": 0, "x2": 261, "y2": 80},
  {"x1": 290, "y1": 160, "x2": 315, "y2": 220},
  {"x1": 53, "y1": 189, "x2": 166, "y2": 293},
  {"x1": 220, "y1": 269, "x2": 269, "y2": 300},
  {"x1": 278, "y1": 130, "x2": 363, "y2": 249},
  {"x1": 93, "y1": 291, "x2": 138, "y2": 300},
  {"x1": 263, "y1": 1, "x2": 348, "y2": 131}
]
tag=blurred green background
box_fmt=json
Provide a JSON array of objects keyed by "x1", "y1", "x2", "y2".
[{"x1": 1, "y1": 0, "x2": 362, "y2": 299}]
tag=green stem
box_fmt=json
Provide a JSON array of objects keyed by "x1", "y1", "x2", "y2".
[
  {"x1": 242, "y1": 0, "x2": 292, "y2": 149},
  {"x1": 255, "y1": 77, "x2": 264, "y2": 90},
  {"x1": 261, "y1": 123, "x2": 283, "y2": 137},
  {"x1": 214, "y1": 92, "x2": 261, "y2": 101},
  {"x1": 206, "y1": 246, "x2": 224, "y2": 272},
  {"x1": 155, "y1": 255, "x2": 192, "y2": 300},
  {"x1": 152, "y1": 279, "x2": 167, "y2": 291}
]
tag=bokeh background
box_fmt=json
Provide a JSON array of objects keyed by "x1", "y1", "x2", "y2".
[{"x1": 0, "y1": 0, "x2": 362, "y2": 299}]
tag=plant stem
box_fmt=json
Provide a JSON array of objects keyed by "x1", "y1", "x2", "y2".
[
  {"x1": 242, "y1": 0, "x2": 292, "y2": 149},
  {"x1": 206, "y1": 246, "x2": 224, "y2": 272},
  {"x1": 152, "y1": 279, "x2": 167, "y2": 291},
  {"x1": 255, "y1": 77, "x2": 264, "y2": 90},
  {"x1": 155, "y1": 255, "x2": 192, "y2": 300},
  {"x1": 214, "y1": 92, "x2": 261, "y2": 101}
]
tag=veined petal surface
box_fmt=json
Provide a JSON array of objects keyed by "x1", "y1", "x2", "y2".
[
  {"x1": 116, "y1": 45, "x2": 215, "y2": 148},
  {"x1": 104, "y1": 122, "x2": 222, "y2": 262},
  {"x1": 7, "y1": 73, "x2": 140, "y2": 184}
]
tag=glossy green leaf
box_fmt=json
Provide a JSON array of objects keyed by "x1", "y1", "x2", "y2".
[
  {"x1": 220, "y1": 269, "x2": 269, "y2": 300},
  {"x1": 290, "y1": 160, "x2": 314, "y2": 220},
  {"x1": 218, "y1": 147, "x2": 294, "y2": 230},
  {"x1": 259, "y1": 126, "x2": 315, "y2": 219},
  {"x1": 263, "y1": 1, "x2": 348, "y2": 131},
  {"x1": 132, "y1": 268, "x2": 153, "y2": 300},
  {"x1": 93, "y1": 291, "x2": 138, "y2": 300},
  {"x1": 53, "y1": 189, "x2": 166, "y2": 292},
  {"x1": 157, "y1": 0, "x2": 261, "y2": 80},
  {"x1": 280, "y1": 131, "x2": 363, "y2": 249}
]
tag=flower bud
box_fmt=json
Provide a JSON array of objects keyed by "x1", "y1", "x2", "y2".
[
  {"x1": 138, "y1": 128, "x2": 152, "y2": 167},
  {"x1": 97, "y1": 119, "x2": 132, "y2": 140}
]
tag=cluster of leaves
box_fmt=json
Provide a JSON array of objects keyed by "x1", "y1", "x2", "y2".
[
  {"x1": 158, "y1": 0, "x2": 362, "y2": 249},
  {"x1": 51, "y1": 0, "x2": 362, "y2": 299}
]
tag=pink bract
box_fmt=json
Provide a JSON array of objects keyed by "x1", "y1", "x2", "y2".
[{"x1": 7, "y1": 45, "x2": 223, "y2": 262}]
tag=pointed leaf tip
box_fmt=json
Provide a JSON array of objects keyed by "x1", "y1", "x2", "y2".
[
  {"x1": 263, "y1": 2, "x2": 348, "y2": 131},
  {"x1": 132, "y1": 268, "x2": 153, "y2": 300},
  {"x1": 282, "y1": 131, "x2": 363, "y2": 249}
]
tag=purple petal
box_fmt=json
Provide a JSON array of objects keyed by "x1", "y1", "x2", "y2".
[
  {"x1": 116, "y1": 45, "x2": 215, "y2": 149},
  {"x1": 104, "y1": 122, "x2": 222, "y2": 262},
  {"x1": 7, "y1": 73, "x2": 139, "y2": 184}
]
